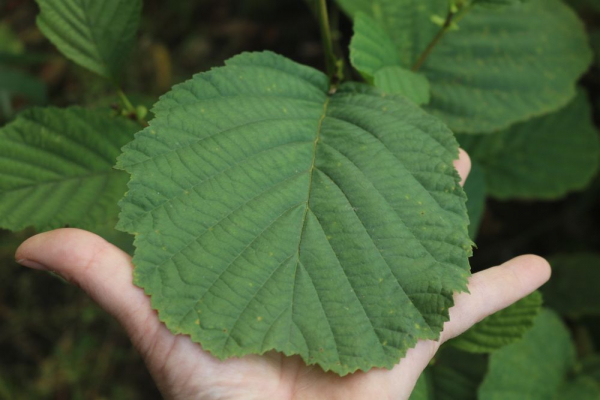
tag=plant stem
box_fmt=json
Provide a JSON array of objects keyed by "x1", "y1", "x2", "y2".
[
  {"x1": 317, "y1": 0, "x2": 338, "y2": 86},
  {"x1": 117, "y1": 88, "x2": 135, "y2": 114},
  {"x1": 411, "y1": 4, "x2": 472, "y2": 72}
]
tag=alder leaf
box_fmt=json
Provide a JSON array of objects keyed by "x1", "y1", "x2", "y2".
[
  {"x1": 449, "y1": 291, "x2": 542, "y2": 353},
  {"x1": 457, "y1": 92, "x2": 600, "y2": 200},
  {"x1": 340, "y1": 0, "x2": 592, "y2": 133},
  {"x1": 479, "y1": 309, "x2": 576, "y2": 400},
  {"x1": 542, "y1": 253, "x2": 600, "y2": 318},
  {"x1": 0, "y1": 107, "x2": 137, "y2": 231},
  {"x1": 117, "y1": 51, "x2": 472, "y2": 375},
  {"x1": 35, "y1": 0, "x2": 142, "y2": 80}
]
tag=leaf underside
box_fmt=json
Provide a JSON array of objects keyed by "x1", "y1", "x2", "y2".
[
  {"x1": 449, "y1": 291, "x2": 542, "y2": 353},
  {"x1": 35, "y1": 0, "x2": 142, "y2": 80},
  {"x1": 340, "y1": 0, "x2": 592, "y2": 133},
  {"x1": 117, "y1": 51, "x2": 472, "y2": 375},
  {"x1": 0, "y1": 107, "x2": 137, "y2": 231}
]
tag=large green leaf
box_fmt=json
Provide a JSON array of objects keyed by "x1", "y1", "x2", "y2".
[
  {"x1": 35, "y1": 0, "x2": 142, "y2": 80},
  {"x1": 542, "y1": 253, "x2": 600, "y2": 318},
  {"x1": 449, "y1": 291, "x2": 542, "y2": 353},
  {"x1": 478, "y1": 309, "x2": 575, "y2": 400},
  {"x1": 0, "y1": 107, "x2": 137, "y2": 231},
  {"x1": 457, "y1": 92, "x2": 600, "y2": 200},
  {"x1": 340, "y1": 0, "x2": 592, "y2": 133},
  {"x1": 117, "y1": 51, "x2": 472, "y2": 375},
  {"x1": 463, "y1": 161, "x2": 485, "y2": 240}
]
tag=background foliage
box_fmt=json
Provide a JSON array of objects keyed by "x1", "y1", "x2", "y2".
[{"x1": 1, "y1": 0, "x2": 600, "y2": 397}]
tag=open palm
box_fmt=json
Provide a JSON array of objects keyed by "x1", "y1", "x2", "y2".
[{"x1": 15, "y1": 151, "x2": 550, "y2": 400}]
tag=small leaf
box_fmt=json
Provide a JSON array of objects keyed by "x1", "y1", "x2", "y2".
[
  {"x1": 449, "y1": 291, "x2": 542, "y2": 353},
  {"x1": 349, "y1": 12, "x2": 402, "y2": 82},
  {"x1": 463, "y1": 161, "x2": 486, "y2": 239},
  {"x1": 542, "y1": 253, "x2": 600, "y2": 318},
  {"x1": 336, "y1": 0, "x2": 592, "y2": 133},
  {"x1": 479, "y1": 309, "x2": 575, "y2": 400},
  {"x1": 35, "y1": 0, "x2": 142, "y2": 80},
  {"x1": 0, "y1": 107, "x2": 138, "y2": 231},
  {"x1": 374, "y1": 67, "x2": 431, "y2": 105},
  {"x1": 457, "y1": 92, "x2": 600, "y2": 200},
  {"x1": 118, "y1": 51, "x2": 472, "y2": 376}
]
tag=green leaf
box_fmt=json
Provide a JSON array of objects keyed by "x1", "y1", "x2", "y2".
[
  {"x1": 463, "y1": 161, "x2": 485, "y2": 240},
  {"x1": 0, "y1": 107, "x2": 138, "y2": 231},
  {"x1": 410, "y1": 348, "x2": 487, "y2": 400},
  {"x1": 449, "y1": 291, "x2": 542, "y2": 353},
  {"x1": 374, "y1": 67, "x2": 431, "y2": 105},
  {"x1": 35, "y1": 0, "x2": 142, "y2": 80},
  {"x1": 542, "y1": 253, "x2": 600, "y2": 318},
  {"x1": 349, "y1": 12, "x2": 402, "y2": 82},
  {"x1": 479, "y1": 309, "x2": 575, "y2": 400},
  {"x1": 349, "y1": 13, "x2": 431, "y2": 105},
  {"x1": 457, "y1": 92, "x2": 600, "y2": 200},
  {"x1": 338, "y1": 0, "x2": 592, "y2": 133},
  {"x1": 117, "y1": 51, "x2": 472, "y2": 376},
  {"x1": 0, "y1": 66, "x2": 47, "y2": 104}
]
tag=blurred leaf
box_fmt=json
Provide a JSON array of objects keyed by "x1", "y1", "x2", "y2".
[
  {"x1": 0, "y1": 24, "x2": 24, "y2": 55},
  {"x1": 117, "y1": 51, "x2": 472, "y2": 376},
  {"x1": 338, "y1": 0, "x2": 592, "y2": 133},
  {"x1": 374, "y1": 67, "x2": 431, "y2": 105},
  {"x1": 449, "y1": 291, "x2": 542, "y2": 353},
  {"x1": 410, "y1": 347, "x2": 487, "y2": 399},
  {"x1": 463, "y1": 161, "x2": 486, "y2": 239},
  {"x1": 0, "y1": 107, "x2": 138, "y2": 231},
  {"x1": 457, "y1": 92, "x2": 600, "y2": 200},
  {"x1": 479, "y1": 309, "x2": 575, "y2": 399},
  {"x1": 543, "y1": 253, "x2": 600, "y2": 318},
  {"x1": 0, "y1": 67, "x2": 47, "y2": 104},
  {"x1": 35, "y1": 0, "x2": 142, "y2": 81}
]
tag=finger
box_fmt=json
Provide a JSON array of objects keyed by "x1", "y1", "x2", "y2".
[
  {"x1": 454, "y1": 148, "x2": 471, "y2": 187},
  {"x1": 15, "y1": 229, "x2": 162, "y2": 347},
  {"x1": 440, "y1": 254, "x2": 551, "y2": 343}
]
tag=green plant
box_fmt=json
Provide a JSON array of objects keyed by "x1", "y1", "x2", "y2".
[{"x1": 1, "y1": 0, "x2": 599, "y2": 396}]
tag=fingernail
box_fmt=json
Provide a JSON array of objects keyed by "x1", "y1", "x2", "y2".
[{"x1": 16, "y1": 259, "x2": 48, "y2": 271}]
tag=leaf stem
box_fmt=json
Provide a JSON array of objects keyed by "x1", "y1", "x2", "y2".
[
  {"x1": 316, "y1": 0, "x2": 340, "y2": 89},
  {"x1": 411, "y1": 4, "x2": 472, "y2": 72}
]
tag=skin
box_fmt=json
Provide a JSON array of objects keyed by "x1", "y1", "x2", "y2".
[{"x1": 15, "y1": 149, "x2": 551, "y2": 400}]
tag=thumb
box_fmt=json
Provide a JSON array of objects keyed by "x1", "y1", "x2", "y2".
[{"x1": 15, "y1": 228, "x2": 162, "y2": 353}]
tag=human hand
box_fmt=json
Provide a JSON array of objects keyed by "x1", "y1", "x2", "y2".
[{"x1": 15, "y1": 150, "x2": 551, "y2": 400}]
